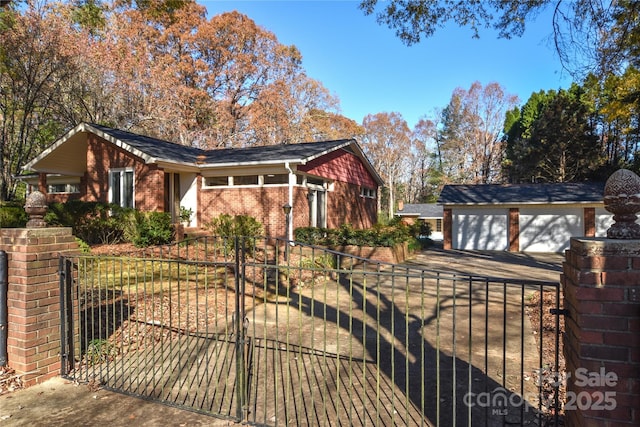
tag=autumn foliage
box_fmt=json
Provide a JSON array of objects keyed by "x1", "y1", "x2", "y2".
[{"x1": 0, "y1": 0, "x2": 361, "y2": 200}]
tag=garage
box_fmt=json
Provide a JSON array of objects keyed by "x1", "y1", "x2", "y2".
[
  {"x1": 452, "y1": 207, "x2": 509, "y2": 251},
  {"x1": 438, "y1": 182, "x2": 608, "y2": 253},
  {"x1": 519, "y1": 206, "x2": 583, "y2": 252}
]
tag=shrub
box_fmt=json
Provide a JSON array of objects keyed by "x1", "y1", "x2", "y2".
[
  {"x1": 205, "y1": 214, "x2": 264, "y2": 254},
  {"x1": 45, "y1": 201, "x2": 126, "y2": 244},
  {"x1": 205, "y1": 214, "x2": 264, "y2": 237},
  {"x1": 294, "y1": 222, "x2": 414, "y2": 248},
  {"x1": 0, "y1": 205, "x2": 27, "y2": 228},
  {"x1": 45, "y1": 201, "x2": 173, "y2": 247},
  {"x1": 124, "y1": 210, "x2": 173, "y2": 247}
]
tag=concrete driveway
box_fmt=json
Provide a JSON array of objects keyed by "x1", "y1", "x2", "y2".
[{"x1": 404, "y1": 246, "x2": 564, "y2": 283}]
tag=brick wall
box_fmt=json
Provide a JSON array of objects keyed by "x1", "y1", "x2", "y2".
[
  {"x1": 0, "y1": 228, "x2": 79, "y2": 386},
  {"x1": 85, "y1": 135, "x2": 163, "y2": 211},
  {"x1": 199, "y1": 181, "x2": 377, "y2": 237},
  {"x1": 562, "y1": 237, "x2": 640, "y2": 426}
]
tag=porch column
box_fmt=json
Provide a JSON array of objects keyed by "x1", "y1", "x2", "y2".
[{"x1": 37, "y1": 173, "x2": 47, "y2": 195}]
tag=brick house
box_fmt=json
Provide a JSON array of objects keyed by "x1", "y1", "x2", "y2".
[{"x1": 22, "y1": 123, "x2": 383, "y2": 238}]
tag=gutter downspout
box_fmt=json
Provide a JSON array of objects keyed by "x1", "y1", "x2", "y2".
[{"x1": 285, "y1": 162, "x2": 294, "y2": 241}]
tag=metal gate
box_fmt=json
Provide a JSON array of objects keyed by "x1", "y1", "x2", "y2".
[{"x1": 59, "y1": 236, "x2": 563, "y2": 426}]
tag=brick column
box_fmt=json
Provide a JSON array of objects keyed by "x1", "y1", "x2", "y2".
[
  {"x1": 0, "y1": 227, "x2": 78, "y2": 386},
  {"x1": 562, "y1": 237, "x2": 640, "y2": 426},
  {"x1": 443, "y1": 208, "x2": 452, "y2": 250},
  {"x1": 584, "y1": 207, "x2": 596, "y2": 237},
  {"x1": 508, "y1": 208, "x2": 519, "y2": 252}
]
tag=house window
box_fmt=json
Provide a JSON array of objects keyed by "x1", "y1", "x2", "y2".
[
  {"x1": 264, "y1": 174, "x2": 289, "y2": 185},
  {"x1": 204, "y1": 174, "x2": 289, "y2": 187},
  {"x1": 436, "y1": 219, "x2": 442, "y2": 232},
  {"x1": 204, "y1": 176, "x2": 229, "y2": 187},
  {"x1": 360, "y1": 187, "x2": 376, "y2": 198},
  {"x1": 232, "y1": 175, "x2": 258, "y2": 186},
  {"x1": 48, "y1": 183, "x2": 80, "y2": 194},
  {"x1": 110, "y1": 169, "x2": 134, "y2": 208}
]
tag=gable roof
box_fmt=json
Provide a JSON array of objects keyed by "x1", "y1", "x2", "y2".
[
  {"x1": 88, "y1": 123, "x2": 205, "y2": 164},
  {"x1": 396, "y1": 203, "x2": 443, "y2": 218},
  {"x1": 24, "y1": 122, "x2": 383, "y2": 185},
  {"x1": 438, "y1": 182, "x2": 605, "y2": 205}
]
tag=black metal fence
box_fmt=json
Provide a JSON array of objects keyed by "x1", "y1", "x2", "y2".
[{"x1": 59, "y1": 236, "x2": 563, "y2": 426}]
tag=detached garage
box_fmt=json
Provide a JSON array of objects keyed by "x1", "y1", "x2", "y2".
[{"x1": 438, "y1": 182, "x2": 612, "y2": 253}]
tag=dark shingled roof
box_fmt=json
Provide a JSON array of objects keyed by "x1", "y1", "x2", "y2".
[
  {"x1": 90, "y1": 123, "x2": 353, "y2": 165},
  {"x1": 201, "y1": 139, "x2": 353, "y2": 165},
  {"x1": 438, "y1": 182, "x2": 605, "y2": 205},
  {"x1": 396, "y1": 203, "x2": 443, "y2": 218},
  {"x1": 90, "y1": 123, "x2": 205, "y2": 164}
]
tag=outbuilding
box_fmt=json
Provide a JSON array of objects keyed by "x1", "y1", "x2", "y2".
[{"x1": 438, "y1": 182, "x2": 612, "y2": 253}]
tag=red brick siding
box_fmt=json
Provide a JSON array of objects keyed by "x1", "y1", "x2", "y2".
[
  {"x1": 584, "y1": 207, "x2": 596, "y2": 237},
  {"x1": 0, "y1": 228, "x2": 79, "y2": 386},
  {"x1": 327, "y1": 181, "x2": 376, "y2": 229},
  {"x1": 443, "y1": 208, "x2": 452, "y2": 250},
  {"x1": 562, "y1": 239, "x2": 640, "y2": 426},
  {"x1": 199, "y1": 186, "x2": 290, "y2": 237},
  {"x1": 298, "y1": 149, "x2": 378, "y2": 188},
  {"x1": 199, "y1": 180, "x2": 376, "y2": 237},
  {"x1": 47, "y1": 134, "x2": 164, "y2": 211},
  {"x1": 508, "y1": 208, "x2": 519, "y2": 252}
]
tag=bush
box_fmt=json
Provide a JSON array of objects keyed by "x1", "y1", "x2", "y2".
[
  {"x1": 124, "y1": 210, "x2": 173, "y2": 247},
  {"x1": 294, "y1": 222, "x2": 414, "y2": 248},
  {"x1": 46, "y1": 201, "x2": 127, "y2": 244},
  {"x1": 0, "y1": 205, "x2": 27, "y2": 228},
  {"x1": 205, "y1": 214, "x2": 264, "y2": 237},
  {"x1": 45, "y1": 201, "x2": 173, "y2": 247},
  {"x1": 205, "y1": 214, "x2": 264, "y2": 254}
]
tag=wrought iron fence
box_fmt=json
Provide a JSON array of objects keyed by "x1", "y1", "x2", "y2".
[{"x1": 59, "y1": 236, "x2": 562, "y2": 426}]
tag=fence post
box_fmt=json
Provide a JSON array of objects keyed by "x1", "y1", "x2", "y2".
[
  {"x1": 562, "y1": 238, "x2": 640, "y2": 425},
  {"x1": 0, "y1": 227, "x2": 79, "y2": 386},
  {"x1": 234, "y1": 236, "x2": 247, "y2": 420}
]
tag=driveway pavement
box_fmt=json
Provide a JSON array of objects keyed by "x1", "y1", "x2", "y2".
[{"x1": 0, "y1": 247, "x2": 565, "y2": 426}]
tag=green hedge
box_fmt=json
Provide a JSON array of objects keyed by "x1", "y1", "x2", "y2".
[{"x1": 294, "y1": 221, "x2": 425, "y2": 248}]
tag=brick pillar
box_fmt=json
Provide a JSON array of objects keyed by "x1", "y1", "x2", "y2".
[
  {"x1": 443, "y1": 208, "x2": 452, "y2": 250},
  {"x1": 0, "y1": 227, "x2": 78, "y2": 386},
  {"x1": 562, "y1": 237, "x2": 640, "y2": 426},
  {"x1": 508, "y1": 208, "x2": 519, "y2": 252},
  {"x1": 584, "y1": 207, "x2": 596, "y2": 237}
]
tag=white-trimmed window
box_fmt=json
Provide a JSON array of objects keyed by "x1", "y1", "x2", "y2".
[
  {"x1": 109, "y1": 169, "x2": 134, "y2": 208},
  {"x1": 360, "y1": 187, "x2": 376, "y2": 198},
  {"x1": 232, "y1": 175, "x2": 258, "y2": 186},
  {"x1": 204, "y1": 176, "x2": 229, "y2": 187},
  {"x1": 203, "y1": 174, "x2": 294, "y2": 188},
  {"x1": 48, "y1": 183, "x2": 80, "y2": 194},
  {"x1": 263, "y1": 174, "x2": 289, "y2": 185}
]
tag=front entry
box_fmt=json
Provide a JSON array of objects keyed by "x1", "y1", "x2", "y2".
[{"x1": 164, "y1": 172, "x2": 180, "y2": 223}]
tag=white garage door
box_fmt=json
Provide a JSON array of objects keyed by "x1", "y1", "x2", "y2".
[
  {"x1": 453, "y1": 208, "x2": 508, "y2": 250},
  {"x1": 519, "y1": 206, "x2": 583, "y2": 252}
]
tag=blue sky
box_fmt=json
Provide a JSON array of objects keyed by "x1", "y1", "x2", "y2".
[{"x1": 202, "y1": 1, "x2": 573, "y2": 129}]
